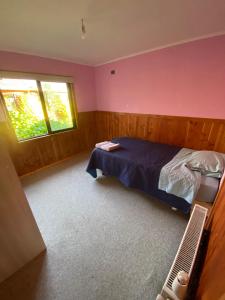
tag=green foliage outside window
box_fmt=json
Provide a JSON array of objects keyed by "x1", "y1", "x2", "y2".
[
  {"x1": 4, "y1": 92, "x2": 48, "y2": 140},
  {"x1": 42, "y1": 82, "x2": 73, "y2": 132},
  {"x1": 1, "y1": 79, "x2": 75, "y2": 141}
]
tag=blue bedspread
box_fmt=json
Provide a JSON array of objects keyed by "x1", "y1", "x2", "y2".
[{"x1": 86, "y1": 137, "x2": 191, "y2": 214}]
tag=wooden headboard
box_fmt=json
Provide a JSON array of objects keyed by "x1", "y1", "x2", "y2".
[{"x1": 96, "y1": 111, "x2": 225, "y2": 153}]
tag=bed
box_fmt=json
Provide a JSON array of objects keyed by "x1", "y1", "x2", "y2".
[{"x1": 86, "y1": 137, "x2": 222, "y2": 214}]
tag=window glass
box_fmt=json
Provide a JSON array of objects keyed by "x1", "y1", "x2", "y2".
[
  {"x1": 41, "y1": 82, "x2": 73, "y2": 131},
  {"x1": 0, "y1": 79, "x2": 48, "y2": 140},
  {"x1": 0, "y1": 76, "x2": 76, "y2": 141}
]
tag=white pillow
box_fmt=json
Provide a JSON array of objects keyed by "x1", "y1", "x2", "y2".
[{"x1": 185, "y1": 150, "x2": 225, "y2": 178}]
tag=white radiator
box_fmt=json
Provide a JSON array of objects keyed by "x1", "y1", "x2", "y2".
[{"x1": 157, "y1": 204, "x2": 208, "y2": 300}]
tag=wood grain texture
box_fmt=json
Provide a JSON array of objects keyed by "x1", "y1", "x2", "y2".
[
  {"x1": 0, "y1": 131, "x2": 46, "y2": 283},
  {"x1": 96, "y1": 111, "x2": 225, "y2": 153},
  {"x1": 196, "y1": 177, "x2": 225, "y2": 300},
  {"x1": 4, "y1": 110, "x2": 225, "y2": 176},
  {"x1": 6, "y1": 111, "x2": 96, "y2": 176}
]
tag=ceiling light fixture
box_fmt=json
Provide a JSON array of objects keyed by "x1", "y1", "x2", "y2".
[{"x1": 81, "y1": 18, "x2": 86, "y2": 40}]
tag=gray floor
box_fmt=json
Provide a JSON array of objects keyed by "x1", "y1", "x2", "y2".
[{"x1": 0, "y1": 152, "x2": 188, "y2": 300}]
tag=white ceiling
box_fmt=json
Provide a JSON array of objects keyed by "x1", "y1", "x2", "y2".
[{"x1": 0, "y1": 0, "x2": 225, "y2": 66}]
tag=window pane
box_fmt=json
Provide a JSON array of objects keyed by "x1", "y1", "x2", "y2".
[
  {"x1": 41, "y1": 82, "x2": 73, "y2": 131},
  {"x1": 0, "y1": 79, "x2": 48, "y2": 140}
]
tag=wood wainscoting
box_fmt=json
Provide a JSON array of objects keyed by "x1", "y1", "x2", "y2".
[
  {"x1": 4, "y1": 110, "x2": 225, "y2": 176},
  {"x1": 96, "y1": 111, "x2": 225, "y2": 153},
  {"x1": 6, "y1": 111, "x2": 96, "y2": 176}
]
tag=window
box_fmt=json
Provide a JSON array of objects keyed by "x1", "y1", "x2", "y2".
[{"x1": 0, "y1": 73, "x2": 77, "y2": 141}]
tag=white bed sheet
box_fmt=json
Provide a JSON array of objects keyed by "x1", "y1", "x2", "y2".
[{"x1": 195, "y1": 174, "x2": 219, "y2": 203}]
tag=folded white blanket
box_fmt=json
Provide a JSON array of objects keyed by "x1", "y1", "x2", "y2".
[
  {"x1": 95, "y1": 141, "x2": 120, "y2": 152},
  {"x1": 95, "y1": 141, "x2": 110, "y2": 148}
]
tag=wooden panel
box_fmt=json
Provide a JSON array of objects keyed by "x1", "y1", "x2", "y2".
[
  {"x1": 196, "y1": 177, "x2": 225, "y2": 299},
  {"x1": 4, "y1": 110, "x2": 225, "y2": 176},
  {"x1": 0, "y1": 130, "x2": 46, "y2": 283},
  {"x1": 6, "y1": 111, "x2": 96, "y2": 176},
  {"x1": 96, "y1": 111, "x2": 225, "y2": 153}
]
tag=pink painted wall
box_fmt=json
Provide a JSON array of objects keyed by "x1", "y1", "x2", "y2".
[
  {"x1": 0, "y1": 51, "x2": 96, "y2": 112},
  {"x1": 1, "y1": 35, "x2": 225, "y2": 118},
  {"x1": 95, "y1": 35, "x2": 225, "y2": 119}
]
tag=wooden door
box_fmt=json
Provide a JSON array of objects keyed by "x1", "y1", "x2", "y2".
[{"x1": 0, "y1": 123, "x2": 46, "y2": 283}]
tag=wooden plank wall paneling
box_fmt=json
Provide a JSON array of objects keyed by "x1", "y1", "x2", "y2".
[
  {"x1": 196, "y1": 177, "x2": 225, "y2": 300},
  {"x1": 6, "y1": 111, "x2": 96, "y2": 176},
  {"x1": 96, "y1": 111, "x2": 225, "y2": 153},
  {"x1": 3, "y1": 110, "x2": 225, "y2": 176}
]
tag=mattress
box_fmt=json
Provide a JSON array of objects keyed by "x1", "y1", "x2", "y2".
[
  {"x1": 195, "y1": 174, "x2": 220, "y2": 203},
  {"x1": 86, "y1": 137, "x2": 191, "y2": 214}
]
